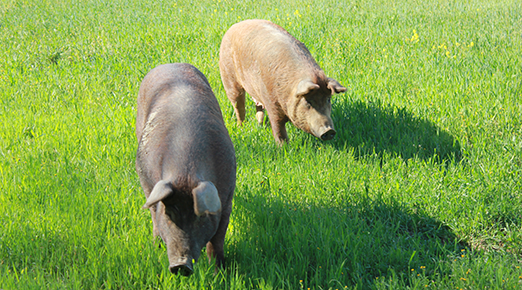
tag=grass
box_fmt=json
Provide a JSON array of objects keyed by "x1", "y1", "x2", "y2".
[{"x1": 1, "y1": 0, "x2": 521, "y2": 288}]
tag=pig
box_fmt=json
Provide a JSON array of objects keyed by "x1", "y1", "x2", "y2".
[
  {"x1": 135, "y1": 63, "x2": 236, "y2": 276},
  {"x1": 219, "y1": 19, "x2": 346, "y2": 143}
]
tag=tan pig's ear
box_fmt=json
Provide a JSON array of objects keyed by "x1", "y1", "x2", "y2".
[
  {"x1": 327, "y1": 78, "x2": 346, "y2": 94},
  {"x1": 296, "y1": 80, "x2": 320, "y2": 97}
]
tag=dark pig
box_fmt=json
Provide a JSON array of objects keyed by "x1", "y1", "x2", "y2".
[
  {"x1": 219, "y1": 19, "x2": 346, "y2": 143},
  {"x1": 135, "y1": 63, "x2": 236, "y2": 276}
]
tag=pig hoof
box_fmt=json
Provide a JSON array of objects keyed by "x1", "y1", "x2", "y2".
[
  {"x1": 169, "y1": 263, "x2": 194, "y2": 276},
  {"x1": 320, "y1": 129, "x2": 336, "y2": 140},
  {"x1": 255, "y1": 111, "x2": 265, "y2": 125}
]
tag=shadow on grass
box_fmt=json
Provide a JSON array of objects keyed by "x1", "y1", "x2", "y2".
[
  {"x1": 227, "y1": 190, "x2": 468, "y2": 289},
  {"x1": 323, "y1": 99, "x2": 462, "y2": 163}
]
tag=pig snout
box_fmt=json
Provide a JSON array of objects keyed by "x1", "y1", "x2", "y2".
[
  {"x1": 320, "y1": 128, "x2": 336, "y2": 140},
  {"x1": 312, "y1": 124, "x2": 336, "y2": 141},
  {"x1": 169, "y1": 257, "x2": 194, "y2": 276}
]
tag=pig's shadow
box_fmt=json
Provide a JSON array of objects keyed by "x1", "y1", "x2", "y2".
[
  {"x1": 322, "y1": 99, "x2": 462, "y2": 162},
  {"x1": 228, "y1": 191, "x2": 467, "y2": 288}
]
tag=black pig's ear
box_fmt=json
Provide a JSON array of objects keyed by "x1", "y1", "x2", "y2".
[
  {"x1": 327, "y1": 78, "x2": 346, "y2": 94},
  {"x1": 192, "y1": 181, "x2": 221, "y2": 216},
  {"x1": 143, "y1": 180, "x2": 173, "y2": 209},
  {"x1": 296, "y1": 80, "x2": 320, "y2": 97}
]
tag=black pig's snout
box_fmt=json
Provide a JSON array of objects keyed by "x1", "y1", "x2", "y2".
[{"x1": 169, "y1": 263, "x2": 194, "y2": 276}]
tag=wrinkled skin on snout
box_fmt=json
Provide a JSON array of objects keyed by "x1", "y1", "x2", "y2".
[
  {"x1": 136, "y1": 63, "x2": 236, "y2": 276},
  {"x1": 219, "y1": 19, "x2": 346, "y2": 143}
]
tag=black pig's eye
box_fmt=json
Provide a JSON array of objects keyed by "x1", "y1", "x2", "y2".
[{"x1": 165, "y1": 206, "x2": 179, "y2": 222}]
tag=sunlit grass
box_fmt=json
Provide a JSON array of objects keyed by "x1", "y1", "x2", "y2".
[{"x1": 1, "y1": 0, "x2": 521, "y2": 289}]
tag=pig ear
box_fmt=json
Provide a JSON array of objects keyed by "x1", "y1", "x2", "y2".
[
  {"x1": 192, "y1": 181, "x2": 221, "y2": 216},
  {"x1": 142, "y1": 180, "x2": 173, "y2": 209},
  {"x1": 296, "y1": 80, "x2": 320, "y2": 97},
  {"x1": 327, "y1": 78, "x2": 347, "y2": 94}
]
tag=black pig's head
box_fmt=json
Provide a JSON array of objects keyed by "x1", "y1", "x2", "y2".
[{"x1": 142, "y1": 179, "x2": 221, "y2": 276}]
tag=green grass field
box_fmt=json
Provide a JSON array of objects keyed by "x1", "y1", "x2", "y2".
[{"x1": 1, "y1": 0, "x2": 521, "y2": 288}]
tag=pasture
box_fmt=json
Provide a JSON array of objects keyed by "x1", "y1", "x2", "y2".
[{"x1": 1, "y1": 0, "x2": 521, "y2": 288}]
